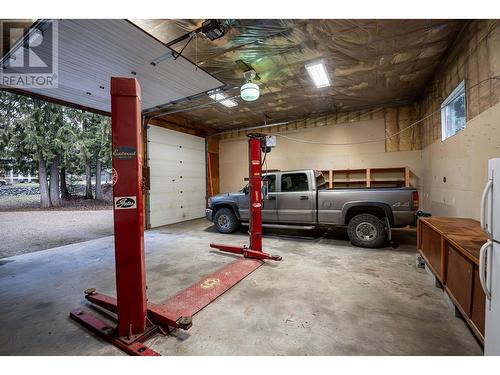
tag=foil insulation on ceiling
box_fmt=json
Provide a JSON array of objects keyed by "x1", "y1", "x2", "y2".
[{"x1": 133, "y1": 19, "x2": 465, "y2": 132}]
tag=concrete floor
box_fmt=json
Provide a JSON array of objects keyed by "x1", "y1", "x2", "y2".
[
  {"x1": 0, "y1": 219, "x2": 483, "y2": 355},
  {"x1": 0, "y1": 210, "x2": 113, "y2": 258}
]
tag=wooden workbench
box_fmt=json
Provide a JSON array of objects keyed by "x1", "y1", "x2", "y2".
[{"x1": 417, "y1": 217, "x2": 488, "y2": 344}]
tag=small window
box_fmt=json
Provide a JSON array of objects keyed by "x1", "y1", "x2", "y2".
[
  {"x1": 262, "y1": 174, "x2": 276, "y2": 192},
  {"x1": 281, "y1": 173, "x2": 309, "y2": 192},
  {"x1": 441, "y1": 81, "x2": 466, "y2": 141}
]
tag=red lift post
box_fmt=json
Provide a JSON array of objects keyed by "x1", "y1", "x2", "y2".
[
  {"x1": 70, "y1": 79, "x2": 281, "y2": 356},
  {"x1": 210, "y1": 134, "x2": 282, "y2": 261},
  {"x1": 70, "y1": 78, "x2": 192, "y2": 356},
  {"x1": 109, "y1": 78, "x2": 147, "y2": 337}
]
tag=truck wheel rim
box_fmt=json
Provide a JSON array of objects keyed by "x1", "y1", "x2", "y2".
[
  {"x1": 355, "y1": 222, "x2": 377, "y2": 241},
  {"x1": 218, "y1": 214, "x2": 231, "y2": 230}
]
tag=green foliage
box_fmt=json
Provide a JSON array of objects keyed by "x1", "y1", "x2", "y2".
[
  {"x1": 0, "y1": 90, "x2": 111, "y2": 181},
  {"x1": 79, "y1": 111, "x2": 112, "y2": 169},
  {"x1": 0, "y1": 91, "x2": 24, "y2": 173}
]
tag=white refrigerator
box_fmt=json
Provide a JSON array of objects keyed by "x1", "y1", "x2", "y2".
[{"x1": 480, "y1": 158, "x2": 500, "y2": 355}]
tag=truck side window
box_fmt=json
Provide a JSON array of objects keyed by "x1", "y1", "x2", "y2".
[
  {"x1": 263, "y1": 175, "x2": 276, "y2": 192},
  {"x1": 281, "y1": 173, "x2": 308, "y2": 192}
]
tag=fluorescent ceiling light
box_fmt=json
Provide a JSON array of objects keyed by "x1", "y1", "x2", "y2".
[
  {"x1": 305, "y1": 60, "x2": 331, "y2": 88},
  {"x1": 208, "y1": 90, "x2": 238, "y2": 108}
]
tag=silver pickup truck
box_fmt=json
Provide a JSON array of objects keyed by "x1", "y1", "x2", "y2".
[{"x1": 206, "y1": 169, "x2": 418, "y2": 248}]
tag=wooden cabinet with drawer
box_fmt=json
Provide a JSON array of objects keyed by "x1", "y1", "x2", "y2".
[
  {"x1": 470, "y1": 266, "x2": 486, "y2": 337},
  {"x1": 418, "y1": 220, "x2": 444, "y2": 281},
  {"x1": 417, "y1": 217, "x2": 488, "y2": 344},
  {"x1": 445, "y1": 242, "x2": 473, "y2": 315}
]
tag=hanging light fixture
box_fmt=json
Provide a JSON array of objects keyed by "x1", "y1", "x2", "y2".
[
  {"x1": 241, "y1": 82, "x2": 260, "y2": 101},
  {"x1": 241, "y1": 70, "x2": 260, "y2": 102}
]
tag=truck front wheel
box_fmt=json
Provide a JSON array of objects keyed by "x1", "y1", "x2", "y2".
[
  {"x1": 213, "y1": 208, "x2": 239, "y2": 234},
  {"x1": 347, "y1": 213, "x2": 386, "y2": 248}
]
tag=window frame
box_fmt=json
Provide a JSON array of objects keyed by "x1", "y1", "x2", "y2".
[
  {"x1": 262, "y1": 174, "x2": 276, "y2": 193},
  {"x1": 441, "y1": 80, "x2": 467, "y2": 141},
  {"x1": 280, "y1": 172, "x2": 309, "y2": 193}
]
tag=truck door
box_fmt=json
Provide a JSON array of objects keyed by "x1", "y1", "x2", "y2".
[
  {"x1": 277, "y1": 172, "x2": 314, "y2": 224},
  {"x1": 262, "y1": 174, "x2": 278, "y2": 222},
  {"x1": 237, "y1": 187, "x2": 249, "y2": 222}
]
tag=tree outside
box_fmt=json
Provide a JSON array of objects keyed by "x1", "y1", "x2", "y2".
[{"x1": 0, "y1": 91, "x2": 112, "y2": 209}]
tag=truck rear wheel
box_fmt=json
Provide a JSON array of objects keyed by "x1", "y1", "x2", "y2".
[
  {"x1": 214, "y1": 208, "x2": 239, "y2": 234},
  {"x1": 347, "y1": 213, "x2": 386, "y2": 248}
]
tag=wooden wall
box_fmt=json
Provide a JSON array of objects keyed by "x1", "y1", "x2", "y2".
[
  {"x1": 384, "y1": 104, "x2": 422, "y2": 152},
  {"x1": 417, "y1": 20, "x2": 500, "y2": 219},
  {"x1": 207, "y1": 136, "x2": 220, "y2": 198},
  {"x1": 216, "y1": 115, "x2": 424, "y2": 194},
  {"x1": 420, "y1": 20, "x2": 500, "y2": 147},
  {"x1": 218, "y1": 104, "x2": 422, "y2": 153}
]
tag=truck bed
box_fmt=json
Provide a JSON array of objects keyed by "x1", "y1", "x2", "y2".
[{"x1": 317, "y1": 187, "x2": 416, "y2": 227}]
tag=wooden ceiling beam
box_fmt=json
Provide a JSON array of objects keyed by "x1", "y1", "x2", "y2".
[{"x1": 146, "y1": 116, "x2": 208, "y2": 138}]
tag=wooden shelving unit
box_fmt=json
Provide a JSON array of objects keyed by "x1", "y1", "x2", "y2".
[{"x1": 320, "y1": 167, "x2": 412, "y2": 189}]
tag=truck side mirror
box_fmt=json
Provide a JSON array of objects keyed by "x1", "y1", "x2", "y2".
[
  {"x1": 262, "y1": 182, "x2": 269, "y2": 200},
  {"x1": 243, "y1": 185, "x2": 249, "y2": 194}
]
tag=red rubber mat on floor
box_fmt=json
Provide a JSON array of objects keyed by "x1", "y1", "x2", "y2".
[{"x1": 153, "y1": 258, "x2": 263, "y2": 318}]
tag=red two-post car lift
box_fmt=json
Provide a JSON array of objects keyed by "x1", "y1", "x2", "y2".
[
  {"x1": 210, "y1": 134, "x2": 282, "y2": 261},
  {"x1": 70, "y1": 77, "x2": 281, "y2": 356}
]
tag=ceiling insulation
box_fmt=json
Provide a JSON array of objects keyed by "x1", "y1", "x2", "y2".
[
  {"x1": 133, "y1": 19, "x2": 465, "y2": 132},
  {"x1": 0, "y1": 19, "x2": 223, "y2": 113}
]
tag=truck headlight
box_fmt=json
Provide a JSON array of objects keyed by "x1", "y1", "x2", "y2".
[{"x1": 207, "y1": 198, "x2": 212, "y2": 207}]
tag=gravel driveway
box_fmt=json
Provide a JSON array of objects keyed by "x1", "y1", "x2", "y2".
[{"x1": 0, "y1": 210, "x2": 113, "y2": 258}]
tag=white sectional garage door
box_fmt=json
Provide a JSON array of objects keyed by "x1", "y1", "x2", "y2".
[{"x1": 147, "y1": 125, "x2": 206, "y2": 228}]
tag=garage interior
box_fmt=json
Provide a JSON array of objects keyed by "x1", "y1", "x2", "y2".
[{"x1": 1, "y1": 17, "x2": 499, "y2": 356}]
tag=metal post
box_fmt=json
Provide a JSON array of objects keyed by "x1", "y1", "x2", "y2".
[
  {"x1": 248, "y1": 137, "x2": 263, "y2": 252},
  {"x1": 71, "y1": 79, "x2": 273, "y2": 357},
  {"x1": 110, "y1": 77, "x2": 147, "y2": 337},
  {"x1": 210, "y1": 134, "x2": 281, "y2": 261}
]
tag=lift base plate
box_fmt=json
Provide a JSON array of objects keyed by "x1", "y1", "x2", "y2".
[
  {"x1": 69, "y1": 310, "x2": 160, "y2": 356},
  {"x1": 70, "y1": 258, "x2": 263, "y2": 355}
]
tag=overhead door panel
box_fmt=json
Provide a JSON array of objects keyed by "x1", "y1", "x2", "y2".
[
  {"x1": 148, "y1": 125, "x2": 206, "y2": 228},
  {"x1": 1, "y1": 19, "x2": 223, "y2": 113}
]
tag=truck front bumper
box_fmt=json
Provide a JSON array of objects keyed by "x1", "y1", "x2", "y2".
[{"x1": 206, "y1": 208, "x2": 214, "y2": 222}]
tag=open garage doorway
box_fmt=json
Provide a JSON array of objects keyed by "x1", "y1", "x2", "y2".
[
  {"x1": 0, "y1": 19, "x2": 223, "y2": 258},
  {"x1": 0, "y1": 93, "x2": 115, "y2": 258}
]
